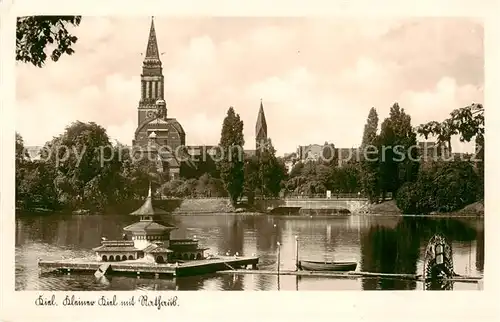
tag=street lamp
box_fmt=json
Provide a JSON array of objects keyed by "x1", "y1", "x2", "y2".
[
  {"x1": 276, "y1": 241, "x2": 281, "y2": 275},
  {"x1": 295, "y1": 236, "x2": 299, "y2": 271}
]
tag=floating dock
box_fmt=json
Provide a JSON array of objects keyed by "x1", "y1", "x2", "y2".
[
  {"x1": 217, "y1": 269, "x2": 483, "y2": 283},
  {"x1": 38, "y1": 256, "x2": 259, "y2": 277},
  {"x1": 38, "y1": 256, "x2": 482, "y2": 284}
]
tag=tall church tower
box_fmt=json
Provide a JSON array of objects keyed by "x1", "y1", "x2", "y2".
[
  {"x1": 137, "y1": 17, "x2": 165, "y2": 125},
  {"x1": 255, "y1": 99, "x2": 268, "y2": 151},
  {"x1": 133, "y1": 17, "x2": 186, "y2": 180}
]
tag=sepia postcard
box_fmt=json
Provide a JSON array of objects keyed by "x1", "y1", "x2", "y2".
[{"x1": 1, "y1": 0, "x2": 500, "y2": 321}]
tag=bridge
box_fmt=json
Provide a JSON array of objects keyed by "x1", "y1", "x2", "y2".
[
  {"x1": 106, "y1": 196, "x2": 369, "y2": 214},
  {"x1": 253, "y1": 197, "x2": 369, "y2": 214}
]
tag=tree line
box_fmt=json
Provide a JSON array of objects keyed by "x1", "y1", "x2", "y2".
[
  {"x1": 275, "y1": 102, "x2": 483, "y2": 215},
  {"x1": 358, "y1": 103, "x2": 484, "y2": 214},
  {"x1": 14, "y1": 107, "x2": 288, "y2": 211},
  {"x1": 15, "y1": 16, "x2": 484, "y2": 214},
  {"x1": 16, "y1": 102, "x2": 483, "y2": 215}
]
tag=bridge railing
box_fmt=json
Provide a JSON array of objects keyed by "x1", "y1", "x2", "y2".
[
  {"x1": 159, "y1": 195, "x2": 229, "y2": 200},
  {"x1": 157, "y1": 194, "x2": 371, "y2": 200},
  {"x1": 282, "y1": 193, "x2": 367, "y2": 199}
]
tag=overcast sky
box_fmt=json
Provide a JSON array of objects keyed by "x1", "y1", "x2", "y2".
[{"x1": 16, "y1": 17, "x2": 483, "y2": 155}]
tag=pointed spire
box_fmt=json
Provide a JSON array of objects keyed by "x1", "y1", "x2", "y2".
[
  {"x1": 256, "y1": 99, "x2": 268, "y2": 139},
  {"x1": 129, "y1": 182, "x2": 162, "y2": 216},
  {"x1": 145, "y1": 16, "x2": 160, "y2": 61}
]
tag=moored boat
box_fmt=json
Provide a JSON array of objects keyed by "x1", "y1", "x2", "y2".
[{"x1": 297, "y1": 260, "x2": 357, "y2": 272}]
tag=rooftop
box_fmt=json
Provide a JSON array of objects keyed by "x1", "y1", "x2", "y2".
[
  {"x1": 92, "y1": 245, "x2": 140, "y2": 252},
  {"x1": 130, "y1": 184, "x2": 171, "y2": 216},
  {"x1": 148, "y1": 246, "x2": 173, "y2": 254}
]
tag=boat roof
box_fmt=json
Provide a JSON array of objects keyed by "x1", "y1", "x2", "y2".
[{"x1": 130, "y1": 183, "x2": 170, "y2": 216}]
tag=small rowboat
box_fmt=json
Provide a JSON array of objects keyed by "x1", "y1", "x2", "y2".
[{"x1": 298, "y1": 260, "x2": 357, "y2": 272}]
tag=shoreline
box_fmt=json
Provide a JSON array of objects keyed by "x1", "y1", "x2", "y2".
[
  {"x1": 361, "y1": 200, "x2": 484, "y2": 218},
  {"x1": 16, "y1": 208, "x2": 484, "y2": 218},
  {"x1": 16, "y1": 198, "x2": 484, "y2": 218}
]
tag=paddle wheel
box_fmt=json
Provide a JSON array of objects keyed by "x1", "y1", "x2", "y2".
[{"x1": 423, "y1": 234, "x2": 455, "y2": 290}]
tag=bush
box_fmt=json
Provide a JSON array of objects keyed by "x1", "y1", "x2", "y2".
[
  {"x1": 432, "y1": 161, "x2": 479, "y2": 212},
  {"x1": 395, "y1": 182, "x2": 418, "y2": 214},
  {"x1": 160, "y1": 174, "x2": 227, "y2": 198},
  {"x1": 395, "y1": 161, "x2": 480, "y2": 214}
]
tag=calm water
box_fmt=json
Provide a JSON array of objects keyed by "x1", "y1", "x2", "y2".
[{"x1": 15, "y1": 213, "x2": 484, "y2": 291}]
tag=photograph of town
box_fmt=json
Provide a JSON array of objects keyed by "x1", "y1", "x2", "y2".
[{"x1": 15, "y1": 16, "x2": 484, "y2": 291}]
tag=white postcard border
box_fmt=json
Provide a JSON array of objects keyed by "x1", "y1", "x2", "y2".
[{"x1": 1, "y1": 1, "x2": 499, "y2": 321}]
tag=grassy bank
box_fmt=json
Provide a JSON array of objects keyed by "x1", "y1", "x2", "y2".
[{"x1": 363, "y1": 200, "x2": 484, "y2": 217}]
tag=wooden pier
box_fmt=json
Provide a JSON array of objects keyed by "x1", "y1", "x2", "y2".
[
  {"x1": 38, "y1": 257, "x2": 482, "y2": 284},
  {"x1": 38, "y1": 256, "x2": 259, "y2": 277},
  {"x1": 216, "y1": 269, "x2": 483, "y2": 283}
]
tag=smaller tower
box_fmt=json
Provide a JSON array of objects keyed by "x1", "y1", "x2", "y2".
[{"x1": 255, "y1": 99, "x2": 268, "y2": 152}]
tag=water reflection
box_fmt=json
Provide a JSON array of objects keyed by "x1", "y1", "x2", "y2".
[{"x1": 15, "y1": 212, "x2": 484, "y2": 291}]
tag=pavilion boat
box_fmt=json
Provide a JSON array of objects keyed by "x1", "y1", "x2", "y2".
[{"x1": 92, "y1": 183, "x2": 208, "y2": 264}]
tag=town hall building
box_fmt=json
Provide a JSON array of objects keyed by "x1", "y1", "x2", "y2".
[
  {"x1": 132, "y1": 18, "x2": 187, "y2": 179},
  {"x1": 132, "y1": 18, "x2": 268, "y2": 179}
]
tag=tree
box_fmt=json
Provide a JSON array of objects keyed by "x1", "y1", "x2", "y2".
[
  {"x1": 16, "y1": 133, "x2": 62, "y2": 210},
  {"x1": 217, "y1": 107, "x2": 245, "y2": 205},
  {"x1": 475, "y1": 132, "x2": 484, "y2": 199},
  {"x1": 159, "y1": 173, "x2": 227, "y2": 198},
  {"x1": 16, "y1": 133, "x2": 31, "y2": 207},
  {"x1": 416, "y1": 103, "x2": 484, "y2": 152},
  {"x1": 289, "y1": 162, "x2": 304, "y2": 179},
  {"x1": 243, "y1": 155, "x2": 260, "y2": 204},
  {"x1": 417, "y1": 103, "x2": 484, "y2": 198},
  {"x1": 39, "y1": 121, "x2": 126, "y2": 210},
  {"x1": 160, "y1": 179, "x2": 185, "y2": 197},
  {"x1": 396, "y1": 161, "x2": 479, "y2": 214},
  {"x1": 180, "y1": 147, "x2": 220, "y2": 180},
  {"x1": 16, "y1": 16, "x2": 81, "y2": 67},
  {"x1": 450, "y1": 103, "x2": 484, "y2": 200},
  {"x1": 119, "y1": 148, "x2": 166, "y2": 200},
  {"x1": 15, "y1": 132, "x2": 30, "y2": 165},
  {"x1": 378, "y1": 103, "x2": 419, "y2": 199},
  {"x1": 258, "y1": 139, "x2": 287, "y2": 197},
  {"x1": 330, "y1": 163, "x2": 361, "y2": 194},
  {"x1": 16, "y1": 122, "x2": 180, "y2": 212},
  {"x1": 360, "y1": 108, "x2": 380, "y2": 202},
  {"x1": 17, "y1": 160, "x2": 60, "y2": 210},
  {"x1": 283, "y1": 152, "x2": 298, "y2": 168},
  {"x1": 361, "y1": 107, "x2": 379, "y2": 149},
  {"x1": 15, "y1": 132, "x2": 29, "y2": 196},
  {"x1": 415, "y1": 120, "x2": 454, "y2": 154},
  {"x1": 283, "y1": 160, "x2": 364, "y2": 197}
]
